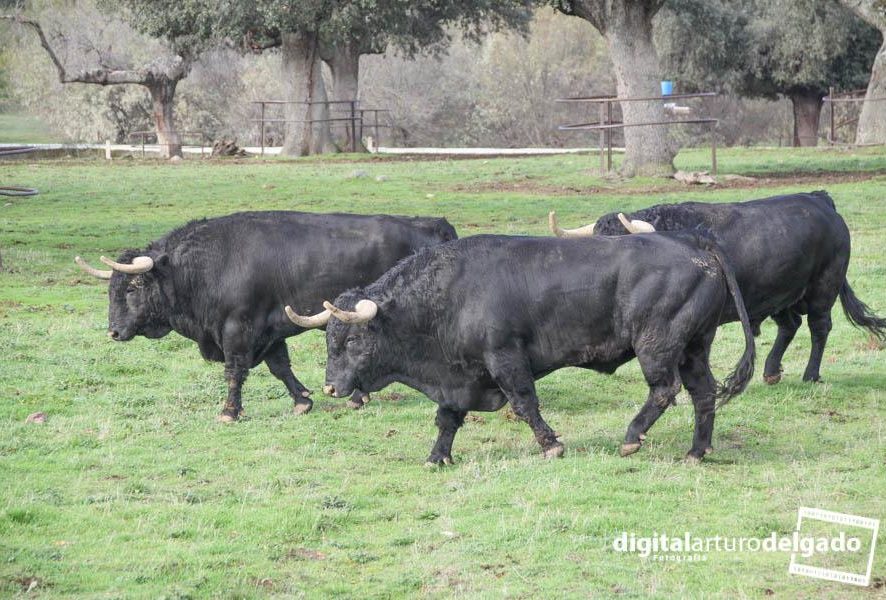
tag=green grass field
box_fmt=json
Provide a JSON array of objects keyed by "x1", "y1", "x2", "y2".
[
  {"x1": 0, "y1": 113, "x2": 56, "y2": 144},
  {"x1": 0, "y1": 148, "x2": 884, "y2": 598}
]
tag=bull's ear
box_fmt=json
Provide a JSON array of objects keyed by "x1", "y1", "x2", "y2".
[{"x1": 152, "y1": 253, "x2": 171, "y2": 275}]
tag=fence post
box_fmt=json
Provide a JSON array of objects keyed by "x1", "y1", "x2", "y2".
[
  {"x1": 828, "y1": 86, "x2": 835, "y2": 145},
  {"x1": 598, "y1": 103, "x2": 605, "y2": 175},
  {"x1": 374, "y1": 111, "x2": 380, "y2": 146},
  {"x1": 606, "y1": 100, "x2": 613, "y2": 172},
  {"x1": 350, "y1": 101, "x2": 357, "y2": 152},
  {"x1": 260, "y1": 102, "x2": 266, "y2": 156},
  {"x1": 711, "y1": 129, "x2": 717, "y2": 176}
]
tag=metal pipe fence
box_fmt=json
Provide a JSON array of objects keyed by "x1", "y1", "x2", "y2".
[
  {"x1": 556, "y1": 92, "x2": 720, "y2": 175},
  {"x1": 251, "y1": 101, "x2": 391, "y2": 155}
]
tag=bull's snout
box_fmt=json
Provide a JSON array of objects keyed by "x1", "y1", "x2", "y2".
[
  {"x1": 108, "y1": 329, "x2": 121, "y2": 340},
  {"x1": 323, "y1": 384, "x2": 336, "y2": 397}
]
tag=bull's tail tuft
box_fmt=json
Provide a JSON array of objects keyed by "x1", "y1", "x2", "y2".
[{"x1": 839, "y1": 280, "x2": 886, "y2": 342}]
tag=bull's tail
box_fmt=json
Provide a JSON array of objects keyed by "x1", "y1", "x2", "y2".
[
  {"x1": 839, "y1": 280, "x2": 886, "y2": 342},
  {"x1": 705, "y1": 240, "x2": 756, "y2": 408}
]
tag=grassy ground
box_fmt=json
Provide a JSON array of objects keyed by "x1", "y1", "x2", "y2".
[
  {"x1": 0, "y1": 114, "x2": 56, "y2": 144},
  {"x1": 0, "y1": 147, "x2": 884, "y2": 598}
]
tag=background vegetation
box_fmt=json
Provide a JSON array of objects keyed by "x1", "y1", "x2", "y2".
[
  {"x1": 0, "y1": 147, "x2": 883, "y2": 597},
  {"x1": 2, "y1": 3, "x2": 879, "y2": 150}
]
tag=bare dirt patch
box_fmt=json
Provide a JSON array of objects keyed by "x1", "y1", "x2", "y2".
[{"x1": 450, "y1": 169, "x2": 886, "y2": 197}]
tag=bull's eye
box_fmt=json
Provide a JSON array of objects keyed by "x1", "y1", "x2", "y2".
[{"x1": 346, "y1": 336, "x2": 357, "y2": 346}]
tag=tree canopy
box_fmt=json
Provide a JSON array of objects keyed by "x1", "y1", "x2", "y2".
[{"x1": 656, "y1": 0, "x2": 879, "y2": 99}]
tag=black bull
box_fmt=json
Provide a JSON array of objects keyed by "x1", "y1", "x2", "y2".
[
  {"x1": 552, "y1": 191, "x2": 886, "y2": 384},
  {"x1": 311, "y1": 232, "x2": 756, "y2": 464},
  {"x1": 75, "y1": 211, "x2": 456, "y2": 420}
]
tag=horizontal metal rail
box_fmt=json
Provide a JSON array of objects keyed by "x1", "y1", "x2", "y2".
[
  {"x1": 556, "y1": 92, "x2": 718, "y2": 103},
  {"x1": 560, "y1": 118, "x2": 718, "y2": 131}
]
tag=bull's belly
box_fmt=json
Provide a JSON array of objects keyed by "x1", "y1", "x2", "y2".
[
  {"x1": 721, "y1": 287, "x2": 807, "y2": 323},
  {"x1": 528, "y1": 343, "x2": 635, "y2": 376}
]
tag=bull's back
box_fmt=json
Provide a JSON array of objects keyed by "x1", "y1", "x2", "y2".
[
  {"x1": 425, "y1": 235, "x2": 721, "y2": 372},
  {"x1": 170, "y1": 211, "x2": 451, "y2": 315},
  {"x1": 612, "y1": 193, "x2": 849, "y2": 321},
  {"x1": 704, "y1": 194, "x2": 849, "y2": 319}
]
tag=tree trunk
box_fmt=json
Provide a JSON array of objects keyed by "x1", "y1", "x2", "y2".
[
  {"x1": 325, "y1": 42, "x2": 365, "y2": 152},
  {"x1": 856, "y1": 37, "x2": 886, "y2": 144},
  {"x1": 146, "y1": 77, "x2": 182, "y2": 159},
  {"x1": 603, "y1": 5, "x2": 676, "y2": 176},
  {"x1": 789, "y1": 91, "x2": 824, "y2": 147},
  {"x1": 281, "y1": 31, "x2": 334, "y2": 157},
  {"x1": 838, "y1": 1, "x2": 886, "y2": 143}
]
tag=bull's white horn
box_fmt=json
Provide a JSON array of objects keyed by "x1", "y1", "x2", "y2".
[
  {"x1": 617, "y1": 213, "x2": 656, "y2": 233},
  {"x1": 548, "y1": 211, "x2": 595, "y2": 238},
  {"x1": 323, "y1": 299, "x2": 378, "y2": 324},
  {"x1": 284, "y1": 305, "x2": 332, "y2": 328},
  {"x1": 74, "y1": 256, "x2": 112, "y2": 279},
  {"x1": 99, "y1": 255, "x2": 154, "y2": 274}
]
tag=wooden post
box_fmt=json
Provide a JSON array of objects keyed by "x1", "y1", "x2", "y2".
[{"x1": 105, "y1": 139, "x2": 112, "y2": 161}]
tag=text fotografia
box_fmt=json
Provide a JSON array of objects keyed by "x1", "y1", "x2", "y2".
[{"x1": 613, "y1": 532, "x2": 863, "y2": 560}]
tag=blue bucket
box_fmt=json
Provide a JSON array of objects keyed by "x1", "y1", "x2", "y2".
[{"x1": 660, "y1": 80, "x2": 674, "y2": 96}]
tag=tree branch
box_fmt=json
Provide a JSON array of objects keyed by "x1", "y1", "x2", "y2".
[
  {"x1": 838, "y1": 0, "x2": 886, "y2": 30},
  {"x1": 1, "y1": 14, "x2": 150, "y2": 85}
]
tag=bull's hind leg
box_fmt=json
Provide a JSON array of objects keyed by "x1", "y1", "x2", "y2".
[
  {"x1": 264, "y1": 341, "x2": 313, "y2": 415},
  {"x1": 802, "y1": 311, "x2": 833, "y2": 382},
  {"x1": 679, "y1": 335, "x2": 718, "y2": 462},
  {"x1": 485, "y1": 350, "x2": 564, "y2": 459},
  {"x1": 801, "y1": 264, "x2": 844, "y2": 382},
  {"x1": 426, "y1": 405, "x2": 467, "y2": 466},
  {"x1": 763, "y1": 309, "x2": 802, "y2": 384},
  {"x1": 622, "y1": 348, "x2": 682, "y2": 456}
]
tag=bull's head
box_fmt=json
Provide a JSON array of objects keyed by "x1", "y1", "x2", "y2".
[
  {"x1": 75, "y1": 251, "x2": 173, "y2": 341},
  {"x1": 548, "y1": 211, "x2": 655, "y2": 237},
  {"x1": 285, "y1": 293, "x2": 381, "y2": 398}
]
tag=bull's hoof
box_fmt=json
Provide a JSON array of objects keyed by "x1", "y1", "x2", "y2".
[
  {"x1": 705, "y1": 446, "x2": 713, "y2": 455},
  {"x1": 346, "y1": 399, "x2": 365, "y2": 410},
  {"x1": 684, "y1": 453, "x2": 703, "y2": 465},
  {"x1": 543, "y1": 443, "x2": 565, "y2": 459},
  {"x1": 763, "y1": 373, "x2": 782, "y2": 385},
  {"x1": 619, "y1": 442, "x2": 642, "y2": 457},
  {"x1": 424, "y1": 455, "x2": 453, "y2": 468},
  {"x1": 217, "y1": 413, "x2": 238, "y2": 423},
  {"x1": 293, "y1": 400, "x2": 313, "y2": 416}
]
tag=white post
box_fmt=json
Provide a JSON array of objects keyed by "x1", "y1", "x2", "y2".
[{"x1": 105, "y1": 139, "x2": 112, "y2": 161}]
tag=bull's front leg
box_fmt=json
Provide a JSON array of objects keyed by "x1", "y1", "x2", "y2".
[
  {"x1": 486, "y1": 350, "x2": 564, "y2": 459},
  {"x1": 219, "y1": 318, "x2": 253, "y2": 422},
  {"x1": 264, "y1": 341, "x2": 313, "y2": 415},
  {"x1": 220, "y1": 361, "x2": 249, "y2": 422},
  {"x1": 426, "y1": 405, "x2": 466, "y2": 466},
  {"x1": 347, "y1": 390, "x2": 371, "y2": 410}
]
